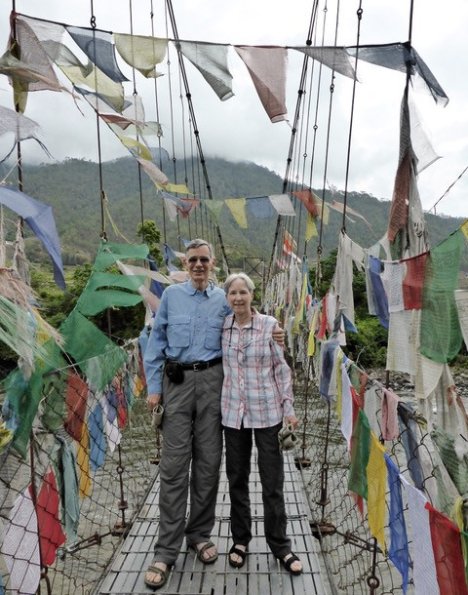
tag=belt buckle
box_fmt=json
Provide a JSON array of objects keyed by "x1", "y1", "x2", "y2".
[{"x1": 193, "y1": 362, "x2": 200, "y2": 371}]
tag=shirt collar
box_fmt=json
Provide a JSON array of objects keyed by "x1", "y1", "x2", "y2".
[
  {"x1": 184, "y1": 279, "x2": 215, "y2": 296},
  {"x1": 228, "y1": 308, "x2": 259, "y2": 329}
]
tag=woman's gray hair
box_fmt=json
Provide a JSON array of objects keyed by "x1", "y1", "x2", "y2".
[{"x1": 224, "y1": 272, "x2": 255, "y2": 294}]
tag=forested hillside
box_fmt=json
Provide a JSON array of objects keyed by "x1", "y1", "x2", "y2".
[{"x1": 1, "y1": 156, "x2": 465, "y2": 268}]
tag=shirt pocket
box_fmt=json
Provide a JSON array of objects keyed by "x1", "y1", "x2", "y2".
[
  {"x1": 204, "y1": 319, "x2": 224, "y2": 350},
  {"x1": 167, "y1": 314, "x2": 191, "y2": 347}
]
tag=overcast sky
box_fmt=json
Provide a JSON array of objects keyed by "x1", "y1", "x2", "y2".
[{"x1": 1, "y1": 0, "x2": 468, "y2": 219}]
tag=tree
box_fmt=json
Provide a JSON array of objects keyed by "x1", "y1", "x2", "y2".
[
  {"x1": 137, "y1": 220, "x2": 163, "y2": 266},
  {"x1": 308, "y1": 249, "x2": 389, "y2": 369}
]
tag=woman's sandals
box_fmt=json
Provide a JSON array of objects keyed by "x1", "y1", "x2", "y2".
[
  {"x1": 280, "y1": 552, "x2": 303, "y2": 575},
  {"x1": 228, "y1": 544, "x2": 248, "y2": 568}
]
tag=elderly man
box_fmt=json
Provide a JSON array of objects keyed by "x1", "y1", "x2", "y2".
[{"x1": 143, "y1": 238, "x2": 227, "y2": 589}]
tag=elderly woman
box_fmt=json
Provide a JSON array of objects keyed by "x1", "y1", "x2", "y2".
[{"x1": 221, "y1": 272, "x2": 302, "y2": 575}]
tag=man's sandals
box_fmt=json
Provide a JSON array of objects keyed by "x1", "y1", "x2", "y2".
[
  {"x1": 144, "y1": 562, "x2": 170, "y2": 591},
  {"x1": 280, "y1": 552, "x2": 303, "y2": 575},
  {"x1": 189, "y1": 540, "x2": 218, "y2": 564},
  {"x1": 228, "y1": 544, "x2": 248, "y2": 568}
]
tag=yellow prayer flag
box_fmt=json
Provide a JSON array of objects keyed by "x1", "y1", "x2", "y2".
[
  {"x1": 133, "y1": 374, "x2": 145, "y2": 398},
  {"x1": 305, "y1": 213, "x2": 318, "y2": 240},
  {"x1": 77, "y1": 423, "x2": 93, "y2": 498},
  {"x1": 120, "y1": 137, "x2": 152, "y2": 161},
  {"x1": 461, "y1": 220, "x2": 468, "y2": 239},
  {"x1": 292, "y1": 274, "x2": 308, "y2": 334},
  {"x1": 366, "y1": 434, "x2": 387, "y2": 549},
  {"x1": 225, "y1": 198, "x2": 247, "y2": 228},
  {"x1": 163, "y1": 183, "x2": 192, "y2": 194},
  {"x1": 307, "y1": 309, "x2": 319, "y2": 356},
  {"x1": 318, "y1": 203, "x2": 330, "y2": 224},
  {"x1": 452, "y1": 497, "x2": 464, "y2": 530}
]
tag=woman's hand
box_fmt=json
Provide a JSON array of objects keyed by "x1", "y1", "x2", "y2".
[
  {"x1": 284, "y1": 415, "x2": 299, "y2": 430},
  {"x1": 272, "y1": 324, "x2": 285, "y2": 346}
]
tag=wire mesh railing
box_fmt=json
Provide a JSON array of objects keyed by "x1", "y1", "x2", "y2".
[{"x1": 0, "y1": 342, "x2": 160, "y2": 595}]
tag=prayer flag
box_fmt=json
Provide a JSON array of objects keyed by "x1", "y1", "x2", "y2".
[
  {"x1": 67, "y1": 26, "x2": 128, "y2": 82},
  {"x1": 348, "y1": 410, "x2": 371, "y2": 500},
  {"x1": 36, "y1": 470, "x2": 66, "y2": 566},
  {"x1": 366, "y1": 434, "x2": 387, "y2": 549},
  {"x1": 269, "y1": 194, "x2": 296, "y2": 216},
  {"x1": 114, "y1": 33, "x2": 167, "y2": 78},
  {"x1": 292, "y1": 189, "x2": 319, "y2": 217},
  {"x1": 385, "y1": 455, "x2": 410, "y2": 593},
  {"x1": 403, "y1": 480, "x2": 438, "y2": 594},
  {"x1": 426, "y1": 503, "x2": 468, "y2": 595},
  {"x1": 77, "y1": 422, "x2": 92, "y2": 498},
  {"x1": 234, "y1": 45, "x2": 287, "y2": 122},
  {"x1": 178, "y1": 41, "x2": 233, "y2": 101},
  {"x1": 225, "y1": 198, "x2": 247, "y2": 228}
]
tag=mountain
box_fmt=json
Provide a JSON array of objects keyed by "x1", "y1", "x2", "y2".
[{"x1": 1, "y1": 156, "x2": 465, "y2": 269}]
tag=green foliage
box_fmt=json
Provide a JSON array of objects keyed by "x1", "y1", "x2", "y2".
[
  {"x1": 137, "y1": 220, "x2": 163, "y2": 265},
  {"x1": 309, "y1": 249, "x2": 389, "y2": 369},
  {"x1": 345, "y1": 318, "x2": 389, "y2": 369}
]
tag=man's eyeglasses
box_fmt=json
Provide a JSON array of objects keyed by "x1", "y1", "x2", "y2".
[{"x1": 187, "y1": 256, "x2": 211, "y2": 264}]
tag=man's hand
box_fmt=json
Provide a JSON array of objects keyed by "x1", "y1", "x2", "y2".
[
  {"x1": 272, "y1": 324, "x2": 285, "y2": 347},
  {"x1": 147, "y1": 393, "x2": 161, "y2": 411}
]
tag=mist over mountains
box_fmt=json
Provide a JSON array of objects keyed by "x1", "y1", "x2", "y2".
[{"x1": 1, "y1": 156, "x2": 465, "y2": 269}]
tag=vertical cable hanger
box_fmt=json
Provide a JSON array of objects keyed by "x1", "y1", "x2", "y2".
[
  {"x1": 128, "y1": 0, "x2": 145, "y2": 227},
  {"x1": 10, "y1": 1, "x2": 23, "y2": 193},
  {"x1": 175, "y1": 67, "x2": 185, "y2": 249},
  {"x1": 149, "y1": 0, "x2": 167, "y2": 243},
  {"x1": 295, "y1": 5, "x2": 329, "y2": 295},
  {"x1": 297, "y1": 27, "x2": 320, "y2": 264},
  {"x1": 164, "y1": 0, "x2": 230, "y2": 269},
  {"x1": 315, "y1": 0, "x2": 341, "y2": 294},
  {"x1": 89, "y1": 0, "x2": 107, "y2": 241},
  {"x1": 9, "y1": 3, "x2": 26, "y2": 266},
  {"x1": 340, "y1": 0, "x2": 363, "y2": 233},
  {"x1": 265, "y1": 0, "x2": 320, "y2": 285}
]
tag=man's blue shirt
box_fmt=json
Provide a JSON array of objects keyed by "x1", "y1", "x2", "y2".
[{"x1": 143, "y1": 280, "x2": 229, "y2": 394}]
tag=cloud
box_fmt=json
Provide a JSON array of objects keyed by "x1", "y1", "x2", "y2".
[{"x1": 0, "y1": 0, "x2": 467, "y2": 218}]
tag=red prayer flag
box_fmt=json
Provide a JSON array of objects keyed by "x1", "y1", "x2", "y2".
[
  {"x1": 426, "y1": 502, "x2": 468, "y2": 595},
  {"x1": 402, "y1": 252, "x2": 428, "y2": 310},
  {"x1": 282, "y1": 229, "x2": 297, "y2": 256},
  {"x1": 292, "y1": 189, "x2": 319, "y2": 217},
  {"x1": 316, "y1": 294, "x2": 328, "y2": 340},
  {"x1": 34, "y1": 470, "x2": 66, "y2": 566},
  {"x1": 64, "y1": 372, "x2": 88, "y2": 442}
]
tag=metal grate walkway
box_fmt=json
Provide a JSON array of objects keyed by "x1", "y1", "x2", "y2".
[{"x1": 95, "y1": 451, "x2": 329, "y2": 594}]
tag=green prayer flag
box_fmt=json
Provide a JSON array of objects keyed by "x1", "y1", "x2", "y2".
[
  {"x1": 3, "y1": 340, "x2": 66, "y2": 457},
  {"x1": 60, "y1": 310, "x2": 127, "y2": 390},
  {"x1": 76, "y1": 271, "x2": 145, "y2": 316},
  {"x1": 348, "y1": 409, "x2": 371, "y2": 499},
  {"x1": 93, "y1": 241, "x2": 149, "y2": 271},
  {"x1": 420, "y1": 230, "x2": 464, "y2": 363}
]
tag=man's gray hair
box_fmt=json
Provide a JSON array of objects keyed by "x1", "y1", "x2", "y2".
[
  {"x1": 185, "y1": 238, "x2": 213, "y2": 257},
  {"x1": 224, "y1": 272, "x2": 255, "y2": 294}
]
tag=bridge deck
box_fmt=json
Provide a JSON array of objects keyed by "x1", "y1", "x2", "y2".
[{"x1": 95, "y1": 451, "x2": 329, "y2": 594}]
